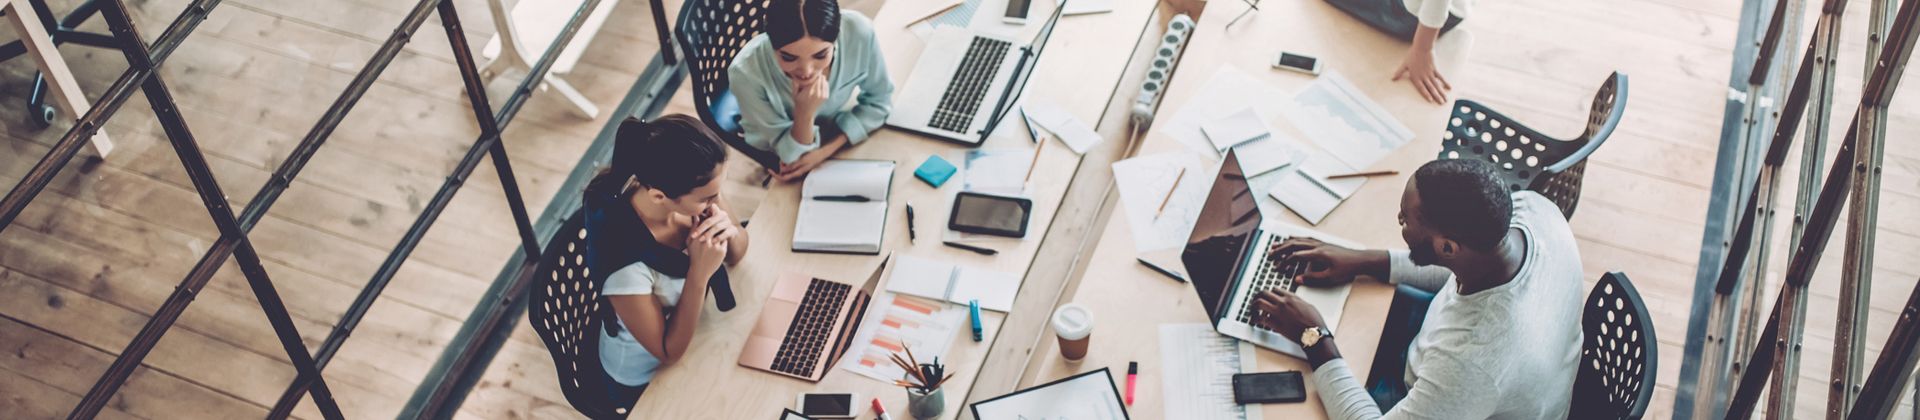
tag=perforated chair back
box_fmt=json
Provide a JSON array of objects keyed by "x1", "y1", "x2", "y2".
[
  {"x1": 1439, "y1": 72, "x2": 1627, "y2": 219},
  {"x1": 526, "y1": 210, "x2": 633, "y2": 418},
  {"x1": 1568, "y1": 272, "x2": 1657, "y2": 420},
  {"x1": 677, "y1": 0, "x2": 780, "y2": 169}
]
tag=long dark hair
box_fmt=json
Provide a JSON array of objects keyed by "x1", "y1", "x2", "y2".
[
  {"x1": 587, "y1": 114, "x2": 728, "y2": 201},
  {"x1": 767, "y1": 0, "x2": 840, "y2": 47}
]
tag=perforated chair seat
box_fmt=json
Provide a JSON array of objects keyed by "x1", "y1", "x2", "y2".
[
  {"x1": 527, "y1": 210, "x2": 637, "y2": 418},
  {"x1": 1568, "y1": 272, "x2": 1657, "y2": 420},
  {"x1": 677, "y1": 0, "x2": 780, "y2": 170},
  {"x1": 1439, "y1": 72, "x2": 1626, "y2": 219}
]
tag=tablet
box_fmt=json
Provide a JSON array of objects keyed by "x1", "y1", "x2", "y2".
[{"x1": 949, "y1": 192, "x2": 1032, "y2": 238}]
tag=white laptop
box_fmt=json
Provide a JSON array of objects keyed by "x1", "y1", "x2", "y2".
[
  {"x1": 1182, "y1": 150, "x2": 1357, "y2": 358},
  {"x1": 886, "y1": 0, "x2": 1065, "y2": 145}
]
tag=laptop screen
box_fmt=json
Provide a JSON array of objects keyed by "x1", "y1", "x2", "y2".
[
  {"x1": 1182, "y1": 150, "x2": 1261, "y2": 320},
  {"x1": 981, "y1": 0, "x2": 1067, "y2": 136}
]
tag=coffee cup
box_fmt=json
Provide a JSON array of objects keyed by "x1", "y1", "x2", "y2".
[{"x1": 1052, "y1": 304, "x2": 1093, "y2": 361}]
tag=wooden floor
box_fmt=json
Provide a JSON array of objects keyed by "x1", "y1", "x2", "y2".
[{"x1": 0, "y1": 0, "x2": 1915, "y2": 418}]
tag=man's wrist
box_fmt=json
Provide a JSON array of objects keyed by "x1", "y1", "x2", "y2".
[{"x1": 1307, "y1": 337, "x2": 1342, "y2": 370}]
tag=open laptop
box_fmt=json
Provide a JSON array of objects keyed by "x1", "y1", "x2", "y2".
[
  {"x1": 1181, "y1": 150, "x2": 1357, "y2": 358},
  {"x1": 885, "y1": 0, "x2": 1064, "y2": 145},
  {"x1": 739, "y1": 255, "x2": 890, "y2": 381}
]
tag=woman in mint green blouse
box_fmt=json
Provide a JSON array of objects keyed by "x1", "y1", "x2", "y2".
[{"x1": 729, "y1": 0, "x2": 894, "y2": 182}]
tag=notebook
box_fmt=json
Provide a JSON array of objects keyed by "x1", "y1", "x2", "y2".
[
  {"x1": 971, "y1": 368, "x2": 1131, "y2": 420},
  {"x1": 885, "y1": 255, "x2": 1022, "y2": 312},
  {"x1": 1200, "y1": 107, "x2": 1270, "y2": 152},
  {"x1": 793, "y1": 160, "x2": 896, "y2": 254}
]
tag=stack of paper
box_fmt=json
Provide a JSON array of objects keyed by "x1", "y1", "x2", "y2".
[
  {"x1": 1112, "y1": 152, "x2": 1211, "y2": 253},
  {"x1": 886, "y1": 255, "x2": 1022, "y2": 312},
  {"x1": 838, "y1": 293, "x2": 967, "y2": 383},
  {"x1": 793, "y1": 160, "x2": 895, "y2": 254},
  {"x1": 1201, "y1": 107, "x2": 1270, "y2": 151},
  {"x1": 1161, "y1": 324, "x2": 1260, "y2": 420}
]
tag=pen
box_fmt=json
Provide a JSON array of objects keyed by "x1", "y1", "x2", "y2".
[
  {"x1": 1325, "y1": 169, "x2": 1400, "y2": 180},
  {"x1": 813, "y1": 195, "x2": 872, "y2": 202},
  {"x1": 943, "y1": 241, "x2": 998, "y2": 256},
  {"x1": 1126, "y1": 361, "x2": 1138, "y2": 405},
  {"x1": 906, "y1": 202, "x2": 918, "y2": 244},
  {"x1": 970, "y1": 299, "x2": 984, "y2": 342},
  {"x1": 1021, "y1": 111, "x2": 1042, "y2": 143},
  {"x1": 872, "y1": 398, "x2": 892, "y2": 420}
]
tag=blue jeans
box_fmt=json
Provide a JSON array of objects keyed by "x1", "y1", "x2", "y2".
[{"x1": 1365, "y1": 284, "x2": 1435, "y2": 410}]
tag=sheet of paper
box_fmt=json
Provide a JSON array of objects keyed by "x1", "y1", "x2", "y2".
[
  {"x1": 803, "y1": 160, "x2": 894, "y2": 199},
  {"x1": 1264, "y1": 149, "x2": 1367, "y2": 225},
  {"x1": 1063, "y1": 0, "x2": 1114, "y2": 15},
  {"x1": 1160, "y1": 324, "x2": 1261, "y2": 420},
  {"x1": 949, "y1": 267, "x2": 1020, "y2": 312},
  {"x1": 1023, "y1": 101, "x2": 1103, "y2": 154},
  {"x1": 962, "y1": 149, "x2": 1037, "y2": 196},
  {"x1": 1201, "y1": 107, "x2": 1270, "y2": 151},
  {"x1": 971, "y1": 370, "x2": 1130, "y2": 420},
  {"x1": 839, "y1": 293, "x2": 966, "y2": 383},
  {"x1": 887, "y1": 255, "x2": 959, "y2": 302},
  {"x1": 1112, "y1": 152, "x2": 1212, "y2": 253},
  {"x1": 1163, "y1": 68, "x2": 1288, "y2": 161},
  {"x1": 1281, "y1": 71, "x2": 1415, "y2": 169},
  {"x1": 794, "y1": 201, "x2": 888, "y2": 247},
  {"x1": 1232, "y1": 136, "x2": 1303, "y2": 177}
]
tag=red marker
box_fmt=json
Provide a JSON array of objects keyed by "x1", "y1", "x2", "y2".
[
  {"x1": 1126, "y1": 361, "x2": 1139, "y2": 405},
  {"x1": 873, "y1": 398, "x2": 893, "y2": 420}
]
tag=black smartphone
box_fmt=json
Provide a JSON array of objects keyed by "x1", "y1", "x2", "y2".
[
  {"x1": 1004, "y1": 0, "x2": 1032, "y2": 24},
  {"x1": 1233, "y1": 371, "x2": 1307, "y2": 404},
  {"x1": 949, "y1": 191, "x2": 1032, "y2": 238}
]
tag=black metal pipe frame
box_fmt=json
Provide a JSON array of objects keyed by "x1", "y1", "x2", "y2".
[
  {"x1": 0, "y1": 0, "x2": 221, "y2": 231},
  {"x1": 63, "y1": 0, "x2": 345, "y2": 419},
  {"x1": 261, "y1": 0, "x2": 576, "y2": 413},
  {"x1": 1724, "y1": 0, "x2": 1920, "y2": 415},
  {"x1": 1846, "y1": 277, "x2": 1920, "y2": 420}
]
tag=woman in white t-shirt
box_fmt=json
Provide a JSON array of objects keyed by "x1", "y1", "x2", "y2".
[{"x1": 581, "y1": 114, "x2": 750, "y2": 401}]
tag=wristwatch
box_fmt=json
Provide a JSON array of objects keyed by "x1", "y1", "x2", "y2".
[{"x1": 1301, "y1": 326, "x2": 1334, "y2": 349}]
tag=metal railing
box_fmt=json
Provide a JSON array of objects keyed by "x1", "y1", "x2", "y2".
[
  {"x1": 0, "y1": 0, "x2": 613, "y2": 417},
  {"x1": 1683, "y1": 0, "x2": 1918, "y2": 417}
]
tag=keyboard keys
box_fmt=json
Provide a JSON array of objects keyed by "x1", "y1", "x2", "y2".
[
  {"x1": 771, "y1": 279, "x2": 853, "y2": 377},
  {"x1": 1237, "y1": 236, "x2": 1309, "y2": 329},
  {"x1": 928, "y1": 37, "x2": 1013, "y2": 133}
]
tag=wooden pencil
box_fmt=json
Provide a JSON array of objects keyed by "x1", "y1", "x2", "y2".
[
  {"x1": 1154, "y1": 167, "x2": 1188, "y2": 219},
  {"x1": 1325, "y1": 170, "x2": 1399, "y2": 180}
]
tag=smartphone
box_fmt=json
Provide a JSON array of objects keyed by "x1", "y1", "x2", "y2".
[
  {"x1": 1003, "y1": 0, "x2": 1032, "y2": 24},
  {"x1": 1272, "y1": 52, "x2": 1323, "y2": 76},
  {"x1": 1232, "y1": 371, "x2": 1307, "y2": 404},
  {"x1": 949, "y1": 191, "x2": 1033, "y2": 238},
  {"x1": 795, "y1": 393, "x2": 858, "y2": 418}
]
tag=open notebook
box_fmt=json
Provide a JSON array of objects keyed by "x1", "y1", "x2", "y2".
[
  {"x1": 886, "y1": 255, "x2": 1021, "y2": 312},
  {"x1": 793, "y1": 160, "x2": 896, "y2": 254}
]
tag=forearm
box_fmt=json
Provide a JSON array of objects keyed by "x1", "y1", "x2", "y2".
[
  {"x1": 1307, "y1": 338, "x2": 1343, "y2": 370},
  {"x1": 789, "y1": 116, "x2": 817, "y2": 145},
  {"x1": 1411, "y1": 25, "x2": 1440, "y2": 54},
  {"x1": 725, "y1": 234, "x2": 750, "y2": 265},
  {"x1": 660, "y1": 279, "x2": 710, "y2": 362}
]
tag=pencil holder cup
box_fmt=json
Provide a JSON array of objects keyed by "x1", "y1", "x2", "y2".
[{"x1": 907, "y1": 387, "x2": 945, "y2": 419}]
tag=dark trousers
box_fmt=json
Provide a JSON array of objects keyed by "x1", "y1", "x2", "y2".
[
  {"x1": 600, "y1": 378, "x2": 648, "y2": 418},
  {"x1": 1365, "y1": 283, "x2": 1437, "y2": 410},
  {"x1": 1324, "y1": 0, "x2": 1464, "y2": 42}
]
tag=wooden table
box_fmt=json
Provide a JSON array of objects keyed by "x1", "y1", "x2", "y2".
[
  {"x1": 629, "y1": 0, "x2": 1158, "y2": 417},
  {"x1": 1013, "y1": 0, "x2": 1475, "y2": 418}
]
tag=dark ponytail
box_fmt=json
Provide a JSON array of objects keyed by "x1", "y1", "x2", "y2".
[
  {"x1": 587, "y1": 114, "x2": 728, "y2": 200},
  {"x1": 768, "y1": 0, "x2": 840, "y2": 47}
]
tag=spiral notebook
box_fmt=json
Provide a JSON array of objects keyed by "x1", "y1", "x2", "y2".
[{"x1": 793, "y1": 160, "x2": 896, "y2": 254}]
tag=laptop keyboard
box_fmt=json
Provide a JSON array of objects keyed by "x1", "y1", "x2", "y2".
[
  {"x1": 927, "y1": 37, "x2": 1013, "y2": 133},
  {"x1": 771, "y1": 278, "x2": 853, "y2": 377},
  {"x1": 1236, "y1": 240, "x2": 1311, "y2": 328}
]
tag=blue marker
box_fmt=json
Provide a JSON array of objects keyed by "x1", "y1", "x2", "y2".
[{"x1": 969, "y1": 299, "x2": 984, "y2": 342}]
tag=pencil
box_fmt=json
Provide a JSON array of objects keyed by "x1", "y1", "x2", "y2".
[
  {"x1": 1325, "y1": 170, "x2": 1399, "y2": 180},
  {"x1": 1153, "y1": 167, "x2": 1187, "y2": 219},
  {"x1": 1023, "y1": 145, "x2": 1044, "y2": 185}
]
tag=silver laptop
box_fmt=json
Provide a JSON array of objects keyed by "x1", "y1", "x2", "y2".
[
  {"x1": 885, "y1": 0, "x2": 1064, "y2": 145},
  {"x1": 1182, "y1": 150, "x2": 1356, "y2": 358}
]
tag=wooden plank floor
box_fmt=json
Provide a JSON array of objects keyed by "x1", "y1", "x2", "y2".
[{"x1": 0, "y1": 0, "x2": 1913, "y2": 418}]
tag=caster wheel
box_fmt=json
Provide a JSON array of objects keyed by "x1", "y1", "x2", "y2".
[{"x1": 31, "y1": 104, "x2": 56, "y2": 129}]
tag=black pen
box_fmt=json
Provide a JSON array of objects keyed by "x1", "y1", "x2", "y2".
[
  {"x1": 906, "y1": 202, "x2": 918, "y2": 244},
  {"x1": 813, "y1": 195, "x2": 872, "y2": 202},
  {"x1": 944, "y1": 241, "x2": 998, "y2": 256}
]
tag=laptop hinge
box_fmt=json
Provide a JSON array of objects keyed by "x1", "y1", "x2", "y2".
[{"x1": 978, "y1": 45, "x2": 1036, "y2": 141}]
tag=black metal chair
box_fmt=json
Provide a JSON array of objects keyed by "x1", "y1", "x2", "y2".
[
  {"x1": 526, "y1": 210, "x2": 637, "y2": 418},
  {"x1": 1439, "y1": 72, "x2": 1628, "y2": 219},
  {"x1": 676, "y1": 0, "x2": 780, "y2": 170},
  {"x1": 1568, "y1": 272, "x2": 1657, "y2": 420}
]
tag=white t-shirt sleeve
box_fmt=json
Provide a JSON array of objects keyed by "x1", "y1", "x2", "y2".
[{"x1": 603, "y1": 263, "x2": 658, "y2": 296}]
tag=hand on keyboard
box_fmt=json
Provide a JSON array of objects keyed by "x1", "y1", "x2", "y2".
[
  {"x1": 1251, "y1": 288, "x2": 1327, "y2": 341},
  {"x1": 1269, "y1": 237, "x2": 1386, "y2": 287}
]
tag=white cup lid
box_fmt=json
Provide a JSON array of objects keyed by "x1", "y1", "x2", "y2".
[{"x1": 1052, "y1": 304, "x2": 1093, "y2": 340}]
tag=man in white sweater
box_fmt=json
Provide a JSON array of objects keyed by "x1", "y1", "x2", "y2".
[{"x1": 1251, "y1": 159, "x2": 1583, "y2": 419}]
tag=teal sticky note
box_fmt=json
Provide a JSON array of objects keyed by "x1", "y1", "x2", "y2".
[{"x1": 915, "y1": 155, "x2": 958, "y2": 187}]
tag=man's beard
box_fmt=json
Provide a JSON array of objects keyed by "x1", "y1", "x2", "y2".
[{"x1": 1408, "y1": 241, "x2": 1440, "y2": 266}]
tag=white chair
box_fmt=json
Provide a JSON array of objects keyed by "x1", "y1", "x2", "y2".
[{"x1": 481, "y1": 0, "x2": 622, "y2": 119}]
